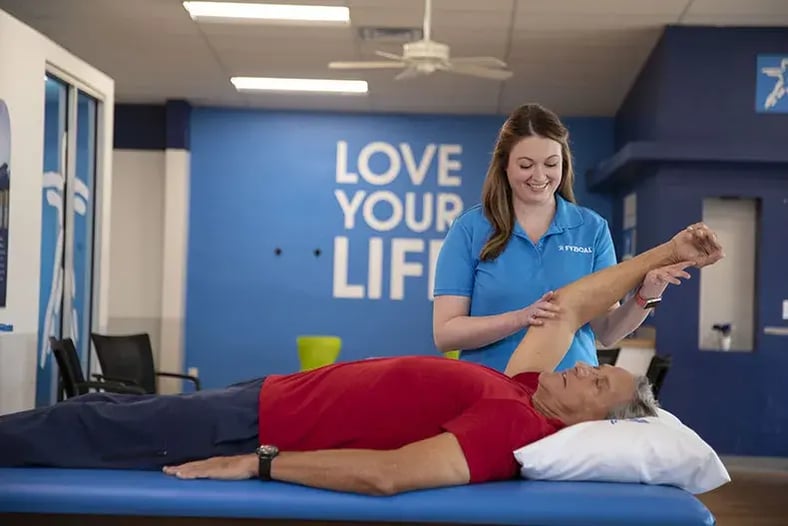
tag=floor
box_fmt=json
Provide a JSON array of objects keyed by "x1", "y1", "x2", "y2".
[{"x1": 697, "y1": 469, "x2": 788, "y2": 526}]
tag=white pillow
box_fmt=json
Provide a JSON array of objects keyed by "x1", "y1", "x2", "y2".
[{"x1": 513, "y1": 408, "x2": 730, "y2": 494}]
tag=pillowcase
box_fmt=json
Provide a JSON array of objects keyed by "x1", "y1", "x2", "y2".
[{"x1": 513, "y1": 408, "x2": 730, "y2": 494}]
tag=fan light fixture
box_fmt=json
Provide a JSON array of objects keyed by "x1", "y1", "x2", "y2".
[
  {"x1": 183, "y1": 2, "x2": 350, "y2": 23},
  {"x1": 230, "y1": 77, "x2": 368, "y2": 94}
]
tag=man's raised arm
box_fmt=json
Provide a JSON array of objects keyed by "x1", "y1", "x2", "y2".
[{"x1": 504, "y1": 223, "x2": 723, "y2": 376}]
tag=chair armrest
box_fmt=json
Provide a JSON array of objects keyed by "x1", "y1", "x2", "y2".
[
  {"x1": 156, "y1": 371, "x2": 201, "y2": 390},
  {"x1": 92, "y1": 373, "x2": 141, "y2": 387},
  {"x1": 77, "y1": 381, "x2": 147, "y2": 395}
]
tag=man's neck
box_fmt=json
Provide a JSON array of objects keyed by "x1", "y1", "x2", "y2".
[{"x1": 531, "y1": 391, "x2": 566, "y2": 424}]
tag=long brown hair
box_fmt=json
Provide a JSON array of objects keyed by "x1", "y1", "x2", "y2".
[{"x1": 479, "y1": 103, "x2": 576, "y2": 261}]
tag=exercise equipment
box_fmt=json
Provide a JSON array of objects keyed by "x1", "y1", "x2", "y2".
[{"x1": 0, "y1": 468, "x2": 715, "y2": 526}]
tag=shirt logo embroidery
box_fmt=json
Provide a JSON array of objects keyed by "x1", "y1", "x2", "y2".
[{"x1": 558, "y1": 245, "x2": 593, "y2": 254}]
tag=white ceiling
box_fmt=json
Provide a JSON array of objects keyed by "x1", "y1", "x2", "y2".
[{"x1": 2, "y1": 0, "x2": 788, "y2": 116}]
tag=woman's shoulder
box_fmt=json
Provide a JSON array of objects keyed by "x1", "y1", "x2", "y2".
[
  {"x1": 450, "y1": 203, "x2": 490, "y2": 231},
  {"x1": 560, "y1": 198, "x2": 610, "y2": 231}
]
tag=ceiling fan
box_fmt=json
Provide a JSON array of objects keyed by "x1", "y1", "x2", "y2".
[{"x1": 328, "y1": 0, "x2": 513, "y2": 81}]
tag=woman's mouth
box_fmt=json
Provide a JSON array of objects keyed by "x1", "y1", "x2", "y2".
[{"x1": 527, "y1": 181, "x2": 549, "y2": 191}]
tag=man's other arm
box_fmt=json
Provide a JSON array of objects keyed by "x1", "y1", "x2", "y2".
[
  {"x1": 270, "y1": 432, "x2": 469, "y2": 495},
  {"x1": 164, "y1": 432, "x2": 470, "y2": 495}
]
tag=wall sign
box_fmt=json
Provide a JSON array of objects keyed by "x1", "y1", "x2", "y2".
[
  {"x1": 755, "y1": 55, "x2": 787, "y2": 113},
  {"x1": 0, "y1": 99, "x2": 10, "y2": 306}
]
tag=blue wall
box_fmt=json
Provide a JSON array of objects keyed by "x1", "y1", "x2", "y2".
[
  {"x1": 185, "y1": 109, "x2": 615, "y2": 387},
  {"x1": 646, "y1": 167, "x2": 788, "y2": 456},
  {"x1": 594, "y1": 25, "x2": 788, "y2": 457}
]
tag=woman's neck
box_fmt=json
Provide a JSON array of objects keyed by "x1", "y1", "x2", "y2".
[{"x1": 513, "y1": 196, "x2": 557, "y2": 240}]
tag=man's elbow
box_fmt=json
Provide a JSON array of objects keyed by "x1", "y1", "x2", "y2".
[
  {"x1": 369, "y1": 476, "x2": 399, "y2": 496},
  {"x1": 363, "y1": 462, "x2": 401, "y2": 496}
]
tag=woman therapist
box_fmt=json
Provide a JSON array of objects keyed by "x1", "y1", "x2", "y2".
[{"x1": 432, "y1": 103, "x2": 688, "y2": 372}]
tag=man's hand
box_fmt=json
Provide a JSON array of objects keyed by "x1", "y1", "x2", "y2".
[
  {"x1": 639, "y1": 261, "x2": 692, "y2": 297},
  {"x1": 163, "y1": 454, "x2": 257, "y2": 480},
  {"x1": 670, "y1": 222, "x2": 724, "y2": 268}
]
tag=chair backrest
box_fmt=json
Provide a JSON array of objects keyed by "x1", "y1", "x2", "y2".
[
  {"x1": 90, "y1": 333, "x2": 157, "y2": 393},
  {"x1": 646, "y1": 354, "x2": 672, "y2": 399},
  {"x1": 50, "y1": 337, "x2": 86, "y2": 398},
  {"x1": 597, "y1": 348, "x2": 620, "y2": 366}
]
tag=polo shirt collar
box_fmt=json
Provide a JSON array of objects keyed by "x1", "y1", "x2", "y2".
[{"x1": 513, "y1": 194, "x2": 584, "y2": 239}]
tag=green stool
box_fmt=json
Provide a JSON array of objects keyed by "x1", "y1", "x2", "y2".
[{"x1": 297, "y1": 335, "x2": 342, "y2": 372}]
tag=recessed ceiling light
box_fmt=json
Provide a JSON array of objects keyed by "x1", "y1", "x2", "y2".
[
  {"x1": 183, "y1": 2, "x2": 350, "y2": 23},
  {"x1": 230, "y1": 77, "x2": 368, "y2": 94}
]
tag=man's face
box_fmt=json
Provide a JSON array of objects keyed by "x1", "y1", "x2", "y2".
[{"x1": 534, "y1": 362, "x2": 637, "y2": 424}]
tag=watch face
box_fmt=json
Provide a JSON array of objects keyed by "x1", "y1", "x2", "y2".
[{"x1": 257, "y1": 445, "x2": 279, "y2": 457}]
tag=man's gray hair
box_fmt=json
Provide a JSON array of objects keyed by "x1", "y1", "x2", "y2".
[{"x1": 606, "y1": 375, "x2": 660, "y2": 419}]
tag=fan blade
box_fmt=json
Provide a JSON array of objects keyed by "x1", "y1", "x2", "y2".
[
  {"x1": 375, "y1": 50, "x2": 405, "y2": 61},
  {"x1": 442, "y1": 63, "x2": 513, "y2": 80},
  {"x1": 329, "y1": 61, "x2": 406, "y2": 69},
  {"x1": 395, "y1": 67, "x2": 424, "y2": 80},
  {"x1": 449, "y1": 56, "x2": 508, "y2": 69}
]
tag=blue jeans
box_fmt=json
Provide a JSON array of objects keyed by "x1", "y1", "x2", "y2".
[{"x1": 0, "y1": 377, "x2": 264, "y2": 469}]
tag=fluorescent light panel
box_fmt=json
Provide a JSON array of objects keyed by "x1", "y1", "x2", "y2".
[
  {"x1": 183, "y1": 2, "x2": 349, "y2": 23},
  {"x1": 231, "y1": 77, "x2": 368, "y2": 94}
]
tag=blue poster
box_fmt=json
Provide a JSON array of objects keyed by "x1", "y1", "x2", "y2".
[
  {"x1": 755, "y1": 55, "x2": 787, "y2": 113},
  {"x1": 0, "y1": 99, "x2": 10, "y2": 306}
]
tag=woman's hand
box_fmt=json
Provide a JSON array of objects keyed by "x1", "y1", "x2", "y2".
[
  {"x1": 639, "y1": 261, "x2": 692, "y2": 298},
  {"x1": 519, "y1": 291, "x2": 561, "y2": 327},
  {"x1": 163, "y1": 454, "x2": 257, "y2": 480}
]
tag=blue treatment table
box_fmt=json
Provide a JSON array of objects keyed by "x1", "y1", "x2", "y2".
[{"x1": 0, "y1": 468, "x2": 715, "y2": 526}]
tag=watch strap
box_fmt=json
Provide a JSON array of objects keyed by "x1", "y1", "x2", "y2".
[
  {"x1": 256, "y1": 445, "x2": 279, "y2": 481},
  {"x1": 258, "y1": 455, "x2": 273, "y2": 481},
  {"x1": 635, "y1": 288, "x2": 661, "y2": 309}
]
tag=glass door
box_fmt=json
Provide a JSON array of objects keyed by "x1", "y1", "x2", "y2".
[
  {"x1": 36, "y1": 74, "x2": 69, "y2": 406},
  {"x1": 36, "y1": 74, "x2": 101, "y2": 406},
  {"x1": 72, "y1": 92, "x2": 98, "y2": 372}
]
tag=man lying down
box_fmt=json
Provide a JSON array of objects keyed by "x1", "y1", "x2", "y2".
[{"x1": 0, "y1": 223, "x2": 723, "y2": 496}]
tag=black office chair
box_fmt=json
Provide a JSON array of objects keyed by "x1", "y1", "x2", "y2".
[
  {"x1": 646, "y1": 354, "x2": 672, "y2": 400},
  {"x1": 49, "y1": 337, "x2": 146, "y2": 399},
  {"x1": 597, "y1": 348, "x2": 620, "y2": 366},
  {"x1": 90, "y1": 332, "x2": 201, "y2": 394}
]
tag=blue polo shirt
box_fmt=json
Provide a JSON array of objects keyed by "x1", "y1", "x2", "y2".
[{"x1": 433, "y1": 195, "x2": 617, "y2": 372}]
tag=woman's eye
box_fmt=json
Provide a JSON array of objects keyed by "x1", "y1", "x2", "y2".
[{"x1": 545, "y1": 163, "x2": 558, "y2": 168}]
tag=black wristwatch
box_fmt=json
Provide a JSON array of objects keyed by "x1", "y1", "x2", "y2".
[{"x1": 255, "y1": 444, "x2": 279, "y2": 481}]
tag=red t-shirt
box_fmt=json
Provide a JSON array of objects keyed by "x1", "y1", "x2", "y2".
[{"x1": 258, "y1": 356, "x2": 565, "y2": 483}]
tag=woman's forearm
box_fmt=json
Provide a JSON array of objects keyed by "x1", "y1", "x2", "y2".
[
  {"x1": 591, "y1": 295, "x2": 651, "y2": 347},
  {"x1": 435, "y1": 310, "x2": 526, "y2": 352}
]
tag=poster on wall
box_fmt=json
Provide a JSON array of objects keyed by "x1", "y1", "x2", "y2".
[
  {"x1": 0, "y1": 99, "x2": 10, "y2": 306},
  {"x1": 755, "y1": 55, "x2": 788, "y2": 113}
]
